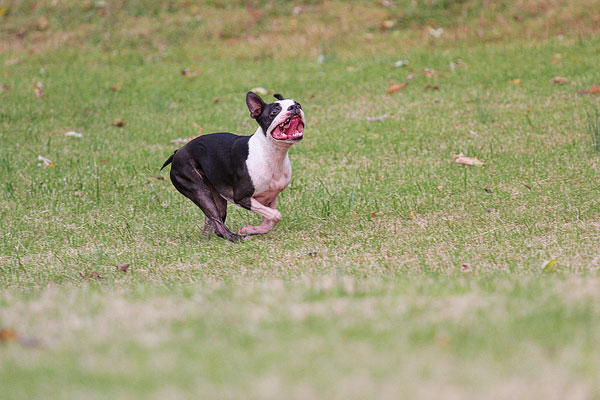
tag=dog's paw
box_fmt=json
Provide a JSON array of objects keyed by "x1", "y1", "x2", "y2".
[{"x1": 239, "y1": 224, "x2": 273, "y2": 235}]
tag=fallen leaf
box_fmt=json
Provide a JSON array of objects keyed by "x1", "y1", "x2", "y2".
[
  {"x1": 424, "y1": 84, "x2": 439, "y2": 90},
  {"x1": 541, "y1": 259, "x2": 557, "y2": 272},
  {"x1": 0, "y1": 328, "x2": 17, "y2": 342},
  {"x1": 449, "y1": 59, "x2": 463, "y2": 71},
  {"x1": 370, "y1": 211, "x2": 384, "y2": 218},
  {"x1": 181, "y1": 68, "x2": 201, "y2": 77},
  {"x1": 110, "y1": 83, "x2": 122, "y2": 91},
  {"x1": 1, "y1": 84, "x2": 10, "y2": 93},
  {"x1": 170, "y1": 138, "x2": 190, "y2": 145},
  {"x1": 381, "y1": 19, "x2": 396, "y2": 30},
  {"x1": 112, "y1": 118, "x2": 126, "y2": 127},
  {"x1": 578, "y1": 86, "x2": 600, "y2": 95},
  {"x1": 33, "y1": 82, "x2": 43, "y2": 99},
  {"x1": 65, "y1": 130, "x2": 83, "y2": 138},
  {"x1": 250, "y1": 87, "x2": 268, "y2": 95},
  {"x1": 428, "y1": 27, "x2": 444, "y2": 38},
  {"x1": 453, "y1": 153, "x2": 484, "y2": 166},
  {"x1": 0, "y1": 328, "x2": 42, "y2": 348},
  {"x1": 213, "y1": 97, "x2": 220, "y2": 104},
  {"x1": 36, "y1": 16, "x2": 49, "y2": 31},
  {"x1": 154, "y1": 176, "x2": 165, "y2": 181},
  {"x1": 79, "y1": 271, "x2": 104, "y2": 280},
  {"x1": 550, "y1": 76, "x2": 568, "y2": 84},
  {"x1": 373, "y1": 133, "x2": 380, "y2": 138},
  {"x1": 365, "y1": 114, "x2": 389, "y2": 122},
  {"x1": 508, "y1": 78, "x2": 521, "y2": 85},
  {"x1": 116, "y1": 263, "x2": 129, "y2": 273},
  {"x1": 0, "y1": 8, "x2": 8, "y2": 16},
  {"x1": 461, "y1": 263, "x2": 472, "y2": 272},
  {"x1": 387, "y1": 82, "x2": 407, "y2": 94},
  {"x1": 37, "y1": 155, "x2": 54, "y2": 168},
  {"x1": 423, "y1": 68, "x2": 435, "y2": 77}
]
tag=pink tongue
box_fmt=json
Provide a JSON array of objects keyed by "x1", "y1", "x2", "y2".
[{"x1": 284, "y1": 118, "x2": 302, "y2": 135}]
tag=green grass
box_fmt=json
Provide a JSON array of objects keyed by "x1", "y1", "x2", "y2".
[{"x1": 1, "y1": 1, "x2": 600, "y2": 398}]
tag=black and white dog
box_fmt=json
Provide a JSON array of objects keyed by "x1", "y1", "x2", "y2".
[{"x1": 161, "y1": 92, "x2": 305, "y2": 242}]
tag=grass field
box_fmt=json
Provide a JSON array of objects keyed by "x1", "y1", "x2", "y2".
[{"x1": 1, "y1": 1, "x2": 600, "y2": 398}]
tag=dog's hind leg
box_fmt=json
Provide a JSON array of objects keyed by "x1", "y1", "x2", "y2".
[
  {"x1": 202, "y1": 184, "x2": 228, "y2": 238},
  {"x1": 170, "y1": 168, "x2": 240, "y2": 242}
]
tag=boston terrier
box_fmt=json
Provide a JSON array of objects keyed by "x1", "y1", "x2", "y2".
[{"x1": 161, "y1": 91, "x2": 305, "y2": 242}]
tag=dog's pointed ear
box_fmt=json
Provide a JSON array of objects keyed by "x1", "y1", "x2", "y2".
[
  {"x1": 273, "y1": 93, "x2": 285, "y2": 101},
  {"x1": 246, "y1": 91, "x2": 265, "y2": 119}
]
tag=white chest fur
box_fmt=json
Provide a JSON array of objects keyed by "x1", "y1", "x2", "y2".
[{"x1": 246, "y1": 129, "x2": 292, "y2": 203}]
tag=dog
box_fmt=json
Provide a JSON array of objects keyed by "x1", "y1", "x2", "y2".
[{"x1": 161, "y1": 91, "x2": 305, "y2": 242}]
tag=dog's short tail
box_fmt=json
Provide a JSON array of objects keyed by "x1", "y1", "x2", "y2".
[{"x1": 161, "y1": 150, "x2": 177, "y2": 171}]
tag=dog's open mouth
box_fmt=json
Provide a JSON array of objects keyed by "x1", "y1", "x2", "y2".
[{"x1": 271, "y1": 116, "x2": 304, "y2": 141}]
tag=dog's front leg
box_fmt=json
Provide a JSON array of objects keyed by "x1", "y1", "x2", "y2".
[{"x1": 239, "y1": 197, "x2": 281, "y2": 235}]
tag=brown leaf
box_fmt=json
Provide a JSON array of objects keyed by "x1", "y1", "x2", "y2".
[
  {"x1": 380, "y1": 19, "x2": 396, "y2": 30},
  {"x1": 33, "y1": 82, "x2": 43, "y2": 99},
  {"x1": 116, "y1": 263, "x2": 130, "y2": 273},
  {"x1": 370, "y1": 211, "x2": 384, "y2": 218},
  {"x1": 550, "y1": 76, "x2": 568, "y2": 84},
  {"x1": 0, "y1": 328, "x2": 17, "y2": 343},
  {"x1": 461, "y1": 263, "x2": 472, "y2": 272},
  {"x1": 1, "y1": 84, "x2": 10, "y2": 93},
  {"x1": 453, "y1": 153, "x2": 484, "y2": 166},
  {"x1": 213, "y1": 97, "x2": 220, "y2": 104},
  {"x1": 508, "y1": 78, "x2": 521, "y2": 85},
  {"x1": 79, "y1": 271, "x2": 104, "y2": 280},
  {"x1": 110, "y1": 83, "x2": 122, "y2": 91},
  {"x1": 112, "y1": 118, "x2": 126, "y2": 127},
  {"x1": 424, "y1": 84, "x2": 439, "y2": 90},
  {"x1": 37, "y1": 16, "x2": 49, "y2": 31},
  {"x1": 423, "y1": 68, "x2": 435, "y2": 77},
  {"x1": 578, "y1": 85, "x2": 600, "y2": 95},
  {"x1": 387, "y1": 82, "x2": 407, "y2": 94},
  {"x1": 181, "y1": 68, "x2": 201, "y2": 78}
]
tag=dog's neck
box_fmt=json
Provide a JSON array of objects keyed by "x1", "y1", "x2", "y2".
[{"x1": 250, "y1": 126, "x2": 293, "y2": 163}]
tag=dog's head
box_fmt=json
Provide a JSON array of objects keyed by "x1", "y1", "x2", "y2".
[{"x1": 246, "y1": 92, "x2": 305, "y2": 143}]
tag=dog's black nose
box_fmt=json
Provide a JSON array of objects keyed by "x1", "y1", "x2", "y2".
[{"x1": 288, "y1": 103, "x2": 301, "y2": 113}]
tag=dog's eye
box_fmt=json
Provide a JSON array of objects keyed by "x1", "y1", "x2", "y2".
[{"x1": 270, "y1": 108, "x2": 280, "y2": 116}]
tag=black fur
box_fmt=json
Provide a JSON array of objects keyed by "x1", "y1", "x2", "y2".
[
  {"x1": 247, "y1": 91, "x2": 282, "y2": 136},
  {"x1": 163, "y1": 91, "x2": 295, "y2": 242},
  {"x1": 160, "y1": 151, "x2": 176, "y2": 170},
  {"x1": 165, "y1": 133, "x2": 255, "y2": 242}
]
